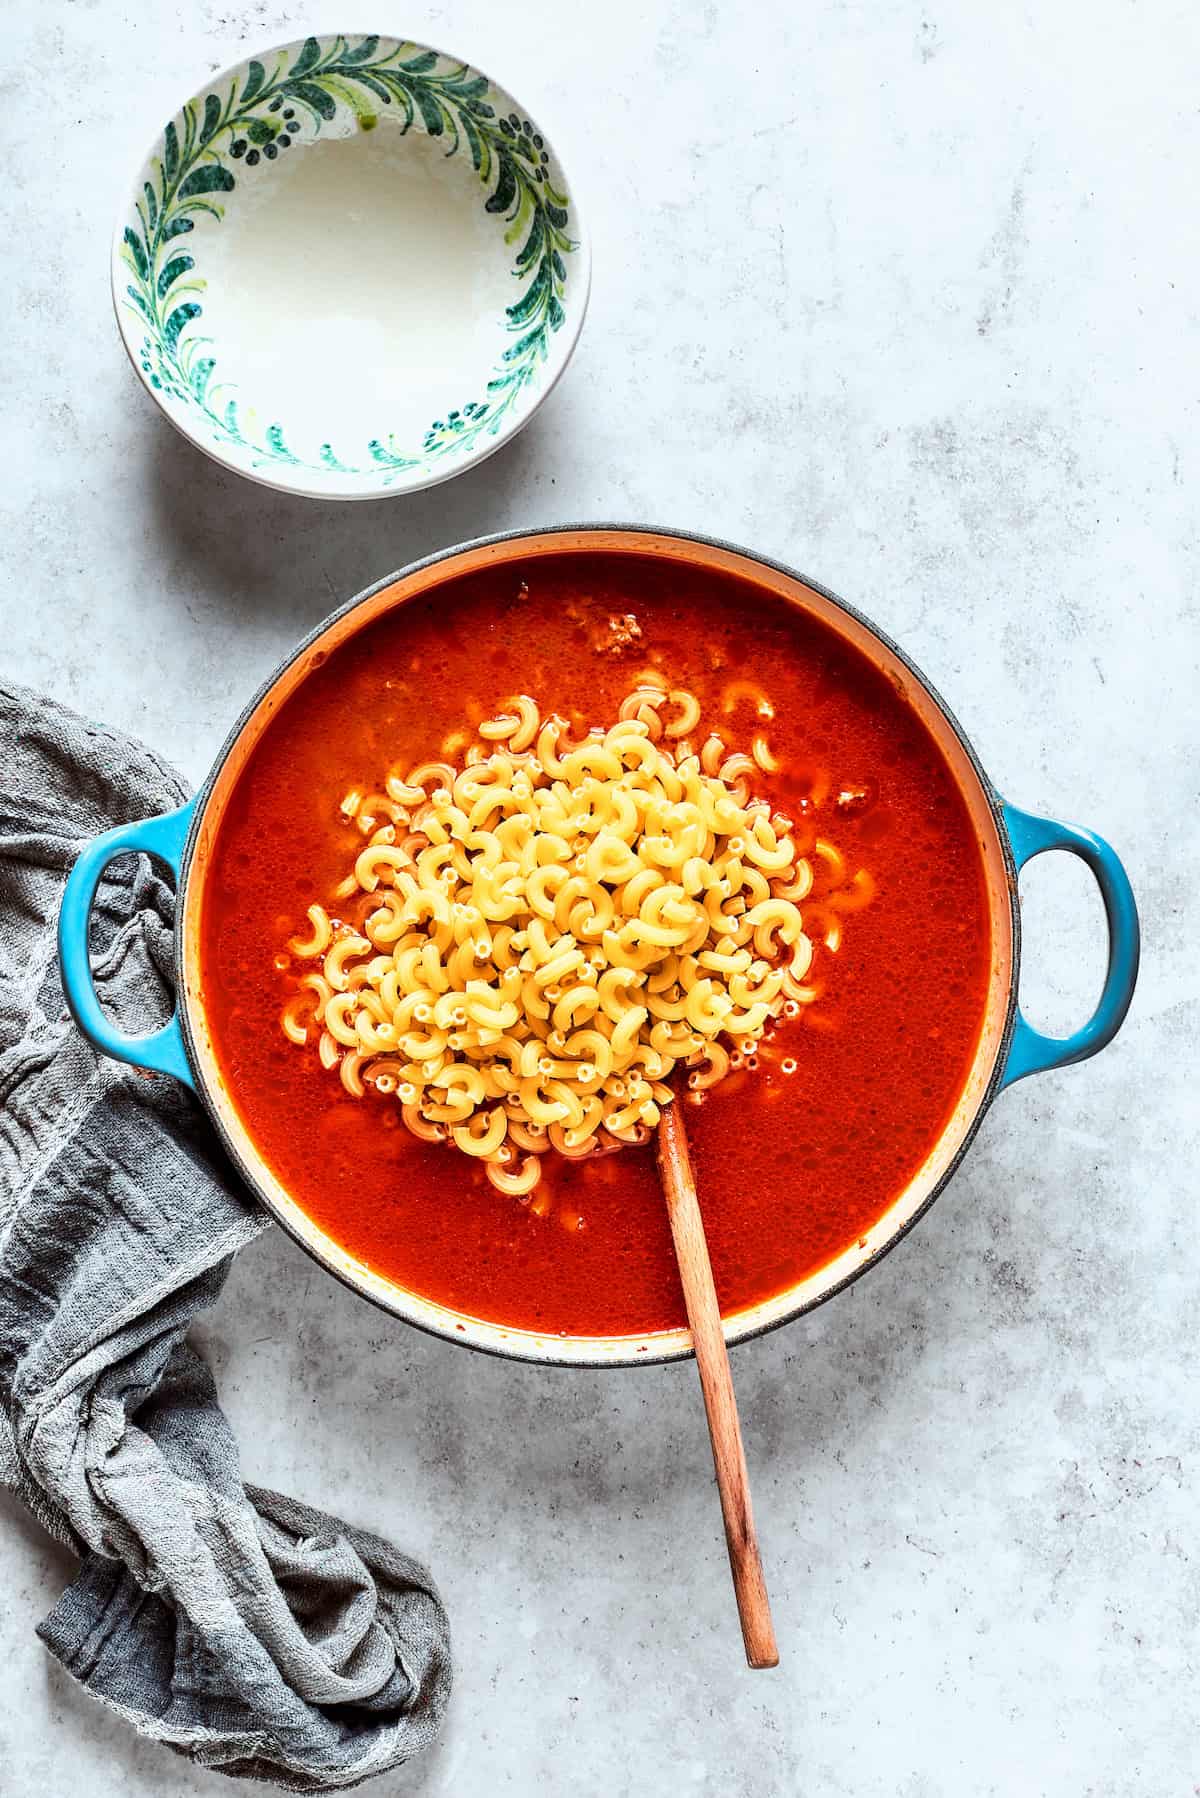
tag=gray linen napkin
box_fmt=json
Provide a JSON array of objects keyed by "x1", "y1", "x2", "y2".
[{"x1": 0, "y1": 681, "x2": 451, "y2": 1789}]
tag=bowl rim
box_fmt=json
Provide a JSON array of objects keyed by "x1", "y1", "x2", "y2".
[
  {"x1": 175, "y1": 523, "x2": 1021, "y2": 1366},
  {"x1": 109, "y1": 31, "x2": 592, "y2": 502}
]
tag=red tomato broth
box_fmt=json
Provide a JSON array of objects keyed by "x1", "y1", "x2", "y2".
[{"x1": 200, "y1": 553, "x2": 992, "y2": 1337}]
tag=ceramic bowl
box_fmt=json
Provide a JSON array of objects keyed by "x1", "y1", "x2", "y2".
[
  {"x1": 112, "y1": 34, "x2": 590, "y2": 499},
  {"x1": 58, "y1": 526, "x2": 1140, "y2": 1366}
]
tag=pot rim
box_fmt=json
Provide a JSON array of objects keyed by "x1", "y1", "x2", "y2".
[{"x1": 174, "y1": 524, "x2": 1021, "y2": 1366}]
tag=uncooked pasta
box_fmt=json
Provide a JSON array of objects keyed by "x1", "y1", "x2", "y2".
[{"x1": 279, "y1": 677, "x2": 871, "y2": 1195}]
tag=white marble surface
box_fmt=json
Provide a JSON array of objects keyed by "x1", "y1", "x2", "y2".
[{"x1": 2, "y1": 2, "x2": 1196, "y2": 1793}]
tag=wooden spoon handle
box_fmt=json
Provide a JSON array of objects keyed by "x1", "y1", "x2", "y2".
[{"x1": 657, "y1": 1100, "x2": 779, "y2": 1669}]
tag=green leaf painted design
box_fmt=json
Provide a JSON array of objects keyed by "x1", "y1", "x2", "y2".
[
  {"x1": 487, "y1": 152, "x2": 517, "y2": 216},
  {"x1": 291, "y1": 37, "x2": 322, "y2": 77},
  {"x1": 193, "y1": 357, "x2": 216, "y2": 403},
  {"x1": 178, "y1": 164, "x2": 236, "y2": 198},
  {"x1": 266, "y1": 422, "x2": 299, "y2": 461},
  {"x1": 412, "y1": 83, "x2": 445, "y2": 136},
  {"x1": 163, "y1": 303, "x2": 201, "y2": 351},
  {"x1": 123, "y1": 227, "x2": 149, "y2": 281},
  {"x1": 342, "y1": 36, "x2": 380, "y2": 65},
  {"x1": 120, "y1": 34, "x2": 578, "y2": 483},
  {"x1": 157, "y1": 254, "x2": 194, "y2": 299},
  {"x1": 289, "y1": 80, "x2": 337, "y2": 122}
]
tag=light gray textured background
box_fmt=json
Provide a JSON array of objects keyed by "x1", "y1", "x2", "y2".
[{"x1": 1, "y1": 2, "x2": 1195, "y2": 1794}]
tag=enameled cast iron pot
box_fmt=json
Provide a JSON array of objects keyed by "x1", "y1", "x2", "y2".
[{"x1": 58, "y1": 528, "x2": 1140, "y2": 1365}]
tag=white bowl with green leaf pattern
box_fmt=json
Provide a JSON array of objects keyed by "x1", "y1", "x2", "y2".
[{"x1": 113, "y1": 33, "x2": 589, "y2": 499}]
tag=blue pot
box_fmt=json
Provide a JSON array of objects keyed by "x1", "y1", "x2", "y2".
[{"x1": 56, "y1": 528, "x2": 1140, "y2": 1364}]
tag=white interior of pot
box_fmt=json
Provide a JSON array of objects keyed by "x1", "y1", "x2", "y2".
[{"x1": 180, "y1": 531, "x2": 1015, "y2": 1365}]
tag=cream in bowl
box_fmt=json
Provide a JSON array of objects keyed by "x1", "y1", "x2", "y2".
[{"x1": 112, "y1": 35, "x2": 589, "y2": 499}]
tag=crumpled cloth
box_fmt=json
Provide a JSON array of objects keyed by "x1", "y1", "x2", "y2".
[{"x1": 0, "y1": 681, "x2": 451, "y2": 1789}]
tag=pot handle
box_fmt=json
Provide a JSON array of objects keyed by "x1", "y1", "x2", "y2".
[
  {"x1": 57, "y1": 799, "x2": 197, "y2": 1090},
  {"x1": 1000, "y1": 801, "x2": 1139, "y2": 1089}
]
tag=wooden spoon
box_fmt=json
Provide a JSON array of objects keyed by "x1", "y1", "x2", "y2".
[{"x1": 656, "y1": 1098, "x2": 779, "y2": 1668}]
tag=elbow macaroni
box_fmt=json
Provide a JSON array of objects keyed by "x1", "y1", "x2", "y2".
[{"x1": 280, "y1": 681, "x2": 867, "y2": 1197}]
